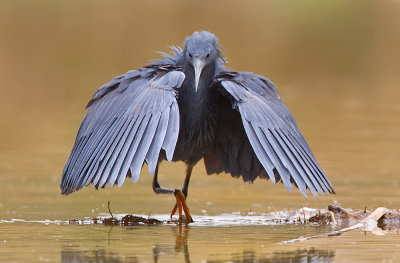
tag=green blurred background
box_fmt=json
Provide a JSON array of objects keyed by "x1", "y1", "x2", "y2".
[{"x1": 1, "y1": 0, "x2": 400, "y2": 220}]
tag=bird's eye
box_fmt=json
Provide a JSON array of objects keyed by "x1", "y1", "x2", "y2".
[
  {"x1": 189, "y1": 53, "x2": 192, "y2": 58},
  {"x1": 206, "y1": 52, "x2": 210, "y2": 58}
]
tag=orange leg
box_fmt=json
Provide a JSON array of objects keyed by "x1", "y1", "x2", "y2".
[
  {"x1": 171, "y1": 203, "x2": 178, "y2": 217},
  {"x1": 153, "y1": 165, "x2": 194, "y2": 223},
  {"x1": 171, "y1": 190, "x2": 193, "y2": 222}
]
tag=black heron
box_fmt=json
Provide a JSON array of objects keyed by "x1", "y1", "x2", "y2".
[{"x1": 61, "y1": 31, "x2": 334, "y2": 222}]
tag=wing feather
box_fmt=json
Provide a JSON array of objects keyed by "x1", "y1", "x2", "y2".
[
  {"x1": 243, "y1": 121, "x2": 277, "y2": 183},
  {"x1": 61, "y1": 65, "x2": 184, "y2": 194},
  {"x1": 145, "y1": 107, "x2": 170, "y2": 175},
  {"x1": 104, "y1": 116, "x2": 139, "y2": 187},
  {"x1": 130, "y1": 113, "x2": 161, "y2": 182},
  {"x1": 94, "y1": 117, "x2": 132, "y2": 188},
  {"x1": 76, "y1": 119, "x2": 119, "y2": 189},
  {"x1": 68, "y1": 118, "x2": 120, "y2": 192},
  {"x1": 285, "y1": 132, "x2": 334, "y2": 193},
  {"x1": 162, "y1": 102, "x2": 180, "y2": 161},
  {"x1": 267, "y1": 128, "x2": 314, "y2": 197},
  {"x1": 250, "y1": 123, "x2": 292, "y2": 189},
  {"x1": 275, "y1": 129, "x2": 324, "y2": 194},
  {"x1": 213, "y1": 71, "x2": 334, "y2": 197},
  {"x1": 116, "y1": 114, "x2": 146, "y2": 186}
]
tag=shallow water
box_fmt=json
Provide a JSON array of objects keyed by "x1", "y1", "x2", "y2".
[
  {"x1": 1, "y1": 0, "x2": 400, "y2": 262},
  {"x1": 1, "y1": 219, "x2": 400, "y2": 262}
]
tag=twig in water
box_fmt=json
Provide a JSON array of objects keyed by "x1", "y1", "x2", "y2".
[
  {"x1": 329, "y1": 211, "x2": 336, "y2": 225},
  {"x1": 107, "y1": 201, "x2": 114, "y2": 219}
]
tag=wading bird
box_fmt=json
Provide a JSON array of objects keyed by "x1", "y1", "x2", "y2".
[{"x1": 61, "y1": 31, "x2": 334, "y2": 222}]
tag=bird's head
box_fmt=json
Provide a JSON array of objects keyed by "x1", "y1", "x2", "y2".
[{"x1": 184, "y1": 31, "x2": 224, "y2": 92}]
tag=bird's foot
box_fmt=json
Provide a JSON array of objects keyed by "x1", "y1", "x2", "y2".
[{"x1": 171, "y1": 189, "x2": 193, "y2": 223}]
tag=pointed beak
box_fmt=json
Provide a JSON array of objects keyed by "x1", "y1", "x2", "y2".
[{"x1": 193, "y1": 57, "x2": 206, "y2": 92}]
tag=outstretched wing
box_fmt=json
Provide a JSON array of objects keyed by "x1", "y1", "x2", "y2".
[
  {"x1": 207, "y1": 71, "x2": 334, "y2": 197},
  {"x1": 61, "y1": 65, "x2": 184, "y2": 195}
]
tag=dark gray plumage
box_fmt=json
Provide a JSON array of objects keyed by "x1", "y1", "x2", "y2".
[{"x1": 61, "y1": 31, "x2": 334, "y2": 210}]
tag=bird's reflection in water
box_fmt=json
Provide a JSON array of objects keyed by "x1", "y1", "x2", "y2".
[
  {"x1": 60, "y1": 224, "x2": 191, "y2": 263},
  {"x1": 208, "y1": 248, "x2": 335, "y2": 263},
  {"x1": 266, "y1": 248, "x2": 335, "y2": 263},
  {"x1": 61, "y1": 225, "x2": 334, "y2": 263},
  {"x1": 153, "y1": 223, "x2": 190, "y2": 263},
  {"x1": 61, "y1": 248, "x2": 139, "y2": 262}
]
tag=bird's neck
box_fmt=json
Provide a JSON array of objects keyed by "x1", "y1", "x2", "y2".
[
  {"x1": 178, "y1": 60, "x2": 219, "y2": 124},
  {"x1": 181, "y1": 61, "x2": 217, "y2": 100}
]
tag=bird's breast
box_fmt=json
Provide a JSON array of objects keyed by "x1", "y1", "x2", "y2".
[{"x1": 172, "y1": 86, "x2": 219, "y2": 164}]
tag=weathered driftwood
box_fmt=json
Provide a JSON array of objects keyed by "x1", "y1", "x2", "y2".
[{"x1": 279, "y1": 207, "x2": 392, "y2": 244}]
